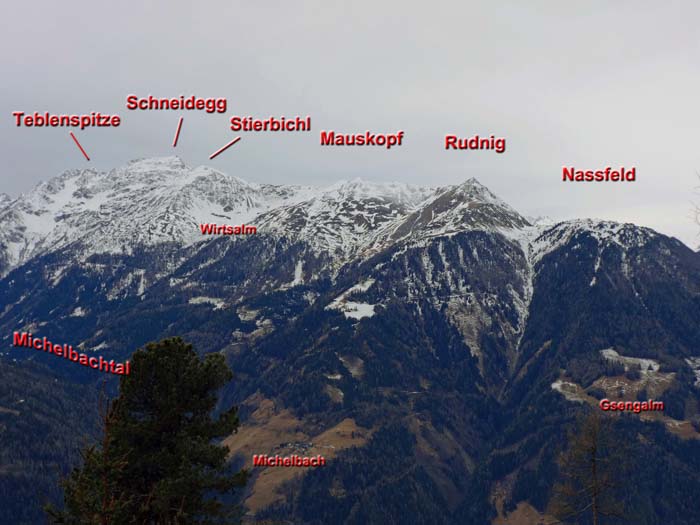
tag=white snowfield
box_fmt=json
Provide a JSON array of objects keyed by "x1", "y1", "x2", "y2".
[
  {"x1": 0, "y1": 157, "x2": 669, "y2": 279},
  {"x1": 188, "y1": 296, "x2": 226, "y2": 310},
  {"x1": 551, "y1": 379, "x2": 587, "y2": 403},
  {"x1": 333, "y1": 302, "x2": 376, "y2": 320},
  {"x1": 326, "y1": 279, "x2": 377, "y2": 320},
  {"x1": 600, "y1": 348, "x2": 660, "y2": 373}
]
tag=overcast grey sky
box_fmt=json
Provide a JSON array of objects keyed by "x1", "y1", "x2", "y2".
[{"x1": 2, "y1": 1, "x2": 699, "y2": 247}]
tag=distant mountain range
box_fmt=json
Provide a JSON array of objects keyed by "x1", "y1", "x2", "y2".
[{"x1": 1, "y1": 158, "x2": 700, "y2": 524}]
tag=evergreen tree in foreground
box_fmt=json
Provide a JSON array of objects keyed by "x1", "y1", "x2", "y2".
[{"x1": 47, "y1": 337, "x2": 248, "y2": 524}]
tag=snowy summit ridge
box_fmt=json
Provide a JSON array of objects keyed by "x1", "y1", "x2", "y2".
[{"x1": 0, "y1": 157, "x2": 666, "y2": 276}]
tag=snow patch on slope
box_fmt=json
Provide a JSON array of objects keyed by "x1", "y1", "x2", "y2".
[
  {"x1": 686, "y1": 358, "x2": 700, "y2": 387},
  {"x1": 551, "y1": 379, "x2": 587, "y2": 403},
  {"x1": 188, "y1": 296, "x2": 226, "y2": 309},
  {"x1": 326, "y1": 278, "x2": 377, "y2": 320},
  {"x1": 601, "y1": 348, "x2": 660, "y2": 373},
  {"x1": 336, "y1": 302, "x2": 375, "y2": 320}
]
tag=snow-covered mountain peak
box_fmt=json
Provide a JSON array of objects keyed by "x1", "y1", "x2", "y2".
[
  {"x1": 0, "y1": 158, "x2": 313, "y2": 274},
  {"x1": 377, "y1": 178, "x2": 531, "y2": 246},
  {"x1": 445, "y1": 177, "x2": 513, "y2": 207},
  {"x1": 321, "y1": 178, "x2": 433, "y2": 206},
  {"x1": 528, "y1": 219, "x2": 661, "y2": 266},
  {"x1": 541, "y1": 219, "x2": 657, "y2": 248},
  {"x1": 255, "y1": 179, "x2": 433, "y2": 259}
]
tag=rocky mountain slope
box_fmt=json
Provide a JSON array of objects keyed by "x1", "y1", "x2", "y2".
[{"x1": 2, "y1": 158, "x2": 700, "y2": 524}]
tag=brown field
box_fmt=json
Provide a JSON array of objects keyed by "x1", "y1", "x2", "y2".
[
  {"x1": 493, "y1": 501, "x2": 558, "y2": 525},
  {"x1": 224, "y1": 394, "x2": 372, "y2": 514}
]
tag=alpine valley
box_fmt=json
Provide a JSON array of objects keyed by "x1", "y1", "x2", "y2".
[{"x1": 1, "y1": 157, "x2": 700, "y2": 524}]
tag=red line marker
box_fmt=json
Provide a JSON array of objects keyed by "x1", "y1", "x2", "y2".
[
  {"x1": 172, "y1": 116, "x2": 184, "y2": 147},
  {"x1": 209, "y1": 136, "x2": 242, "y2": 159},
  {"x1": 69, "y1": 132, "x2": 90, "y2": 161}
]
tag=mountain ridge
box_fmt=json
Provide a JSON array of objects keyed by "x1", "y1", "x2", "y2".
[
  {"x1": 4, "y1": 157, "x2": 687, "y2": 280},
  {"x1": 2, "y1": 157, "x2": 700, "y2": 524}
]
